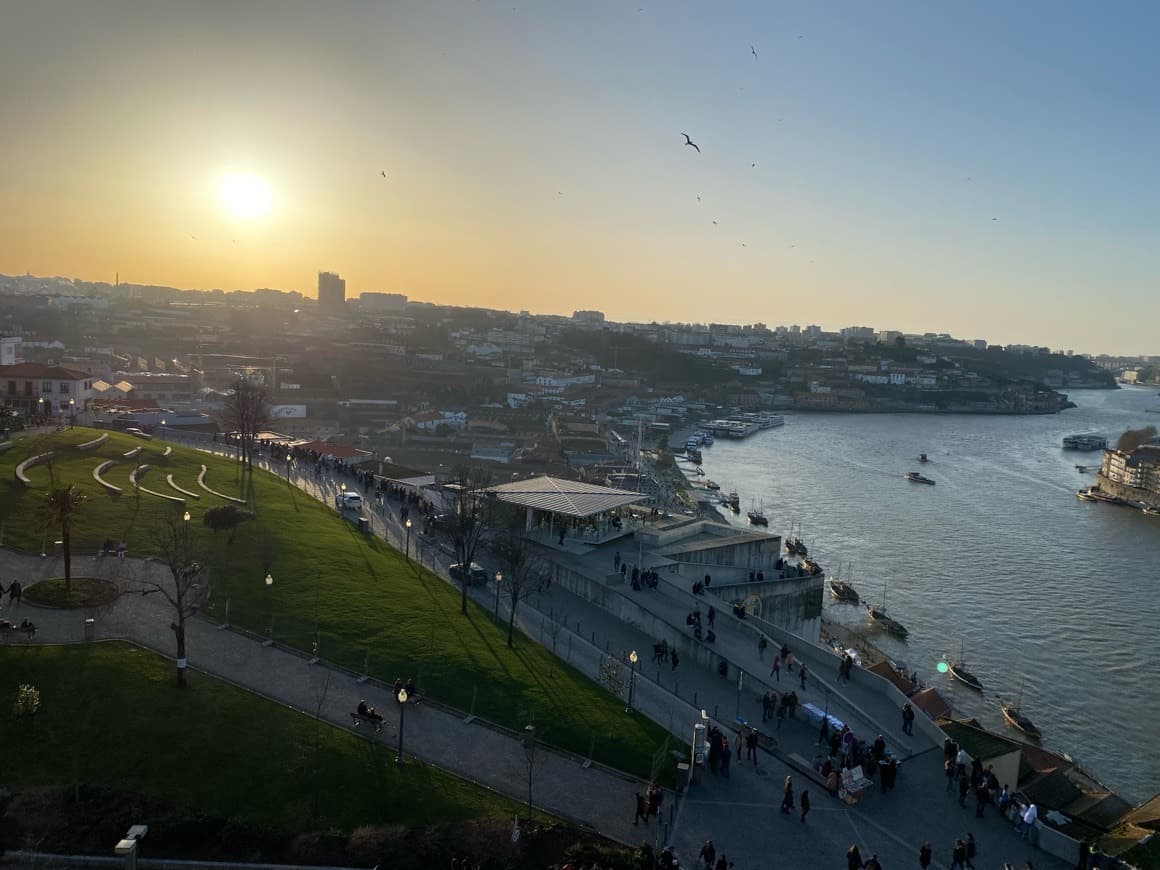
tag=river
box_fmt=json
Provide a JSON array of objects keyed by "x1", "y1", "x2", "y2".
[{"x1": 697, "y1": 384, "x2": 1160, "y2": 802}]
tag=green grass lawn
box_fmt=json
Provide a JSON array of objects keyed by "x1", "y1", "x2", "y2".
[
  {"x1": 0, "y1": 429, "x2": 674, "y2": 781},
  {"x1": 0, "y1": 642, "x2": 518, "y2": 831}
]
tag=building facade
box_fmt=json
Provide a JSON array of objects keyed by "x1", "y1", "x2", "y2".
[
  {"x1": 318, "y1": 271, "x2": 346, "y2": 314},
  {"x1": 1, "y1": 363, "x2": 95, "y2": 416}
]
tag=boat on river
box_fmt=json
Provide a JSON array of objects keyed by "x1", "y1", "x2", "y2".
[
  {"x1": 748, "y1": 507, "x2": 768, "y2": 526},
  {"x1": 866, "y1": 581, "x2": 908, "y2": 638},
  {"x1": 948, "y1": 641, "x2": 983, "y2": 691},
  {"x1": 906, "y1": 471, "x2": 936, "y2": 485},
  {"x1": 1001, "y1": 681, "x2": 1041, "y2": 739},
  {"x1": 829, "y1": 563, "x2": 860, "y2": 604}
]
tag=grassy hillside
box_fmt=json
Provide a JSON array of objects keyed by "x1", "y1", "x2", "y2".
[
  {"x1": 0, "y1": 642, "x2": 516, "y2": 831},
  {"x1": 0, "y1": 429, "x2": 671, "y2": 780}
]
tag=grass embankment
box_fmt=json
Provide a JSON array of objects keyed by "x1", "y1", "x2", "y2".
[
  {"x1": 23, "y1": 577, "x2": 118, "y2": 608},
  {"x1": 0, "y1": 429, "x2": 673, "y2": 781},
  {"x1": 0, "y1": 642, "x2": 517, "y2": 832}
]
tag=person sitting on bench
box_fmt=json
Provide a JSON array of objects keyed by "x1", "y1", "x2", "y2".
[
  {"x1": 357, "y1": 700, "x2": 383, "y2": 722},
  {"x1": 20, "y1": 618, "x2": 38, "y2": 637}
]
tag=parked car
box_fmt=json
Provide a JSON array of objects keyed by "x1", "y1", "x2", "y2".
[
  {"x1": 449, "y1": 562, "x2": 489, "y2": 585},
  {"x1": 336, "y1": 491, "x2": 363, "y2": 510}
]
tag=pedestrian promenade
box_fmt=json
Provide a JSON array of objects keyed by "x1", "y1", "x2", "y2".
[{"x1": 2, "y1": 436, "x2": 1069, "y2": 868}]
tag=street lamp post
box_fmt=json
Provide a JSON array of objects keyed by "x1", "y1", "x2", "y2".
[
  {"x1": 494, "y1": 571, "x2": 503, "y2": 616},
  {"x1": 264, "y1": 573, "x2": 274, "y2": 642},
  {"x1": 159, "y1": 418, "x2": 166, "y2": 441},
  {"x1": 395, "y1": 688, "x2": 408, "y2": 763},
  {"x1": 626, "y1": 649, "x2": 639, "y2": 713},
  {"x1": 404, "y1": 518, "x2": 412, "y2": 561},
  {"x1": 285, "y1": 452, "x2": 292, "y2": 483},
  {"x1": 69, "y1": 398, "x2": 75, "y2": 427},
  {"x1": 37, "y1": 396, "x2": 44, "y2": 423}
]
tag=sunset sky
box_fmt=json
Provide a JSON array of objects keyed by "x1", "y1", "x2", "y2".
[{"x1": 1, "y1": 1, "x2": 1157, "y2": 353}]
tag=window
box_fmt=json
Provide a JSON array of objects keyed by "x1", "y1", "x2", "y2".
[
  {"x1": 6, "y1": 380, "x2": 14, "y2": 396},
  {"x1": 59, "y1": 382, "x2": 70, "y2": 394},
  {"x1": 24, "y1": 382, "x2": 33, "y2": 396},
  {"x1": 42, "y1": 381, "x2": 53, "y2": 393}
]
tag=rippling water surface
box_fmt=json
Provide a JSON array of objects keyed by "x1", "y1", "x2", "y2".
[{"x1": 699, "y1": 385, "x2": 1160, "y2": 801}]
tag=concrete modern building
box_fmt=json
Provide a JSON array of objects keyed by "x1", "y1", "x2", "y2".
[
  {"x1": 0, "y1": 335, "x2": 22, "y2": 366},
  {"x1": 317, "y1": 271, "x2": 346, "y2": 315}
]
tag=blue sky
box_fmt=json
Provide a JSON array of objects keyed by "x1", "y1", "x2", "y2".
[{"x1": 0, "y1": 1, "x2": 1156, "y2": 353}]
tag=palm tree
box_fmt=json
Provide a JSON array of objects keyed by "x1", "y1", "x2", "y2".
[{"x1": 40, "y1": 484, "x2": 88, "y2": 594}]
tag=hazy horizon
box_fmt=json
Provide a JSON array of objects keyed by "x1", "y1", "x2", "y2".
[{"x1": 2, "y1": 1, "x2": 1157, "y2": 356}]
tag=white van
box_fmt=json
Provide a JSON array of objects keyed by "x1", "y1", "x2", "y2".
[{"x1": 336, "y1": 491, "x2": 363, "y2": 511}]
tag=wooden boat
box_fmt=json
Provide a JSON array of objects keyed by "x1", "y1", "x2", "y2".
[
  {"x1": 918, "y1": 453, "x2": 929, "y2": 463},
  {"x1": 747, "y1": 510, "x2": 768, "y2": 526},
  {"x1": 830, "y1": 562, "x2": 861, "y2": 603},
  {"x1": 866, "y1": 580, "x2": 907, "y2": 638},
  {"x1": 948, "y1": 641, "x2": 983, "y2": 691},
  {"x1": 1001, "y1": 702, "x2": 1042, "y2": 739}
]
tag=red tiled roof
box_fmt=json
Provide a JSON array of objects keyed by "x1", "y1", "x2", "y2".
[{"x1": 0, "y1": 362, "x2": 91, "y2": 380}]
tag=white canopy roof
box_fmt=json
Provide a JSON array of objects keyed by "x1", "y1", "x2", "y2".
[{"x1": 487, "y1": 475, "x2": 646, "y2": 518}]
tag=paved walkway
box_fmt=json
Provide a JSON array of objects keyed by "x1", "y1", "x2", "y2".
[{"x1": 1, "y1": 434, "x2": 1069, "y2": 868}]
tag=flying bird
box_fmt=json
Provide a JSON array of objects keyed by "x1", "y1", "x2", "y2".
[
  {"x1": 992, "y1": 217, "x2": 998, "y2": 221},
  {"x1": 696, "y1": 195, "x2": 701, "y2": 202},
  {"x1": 751, "y1": 162, "x2": 756, "y2": 168},
  {"x1": 188, "y1": 234, "x2": 199, "y2": 241},
  {"x1": 681, "y1": 133, "x2": 700, "y2": 153},
  {"x1": 751, "y1": 45, "x2": 758, "y2": 60},
  {"x1": 380, "y1": 170, "x2": 387, "y2": 178},
  {"x1": 712, "y1": 220, "x2": 718, "y2": 225}
]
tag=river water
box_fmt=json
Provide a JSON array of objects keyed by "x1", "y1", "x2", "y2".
[{"x1": 698, "y1": 384, "x2": 1160, "y2": 802}]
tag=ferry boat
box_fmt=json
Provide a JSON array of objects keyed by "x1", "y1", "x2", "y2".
[
  {"x1": 1062, "y1": 434, "x2": 1108, "y2": 451},
  {"x1": 747, "y1": 509, "x2": 768, "y2": 526},
  {"x1": 905, "y1": 471, "x2": 936, "y2": 485}
]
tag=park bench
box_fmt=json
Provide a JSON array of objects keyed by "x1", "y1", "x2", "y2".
[{"x1": 349, "y1": 710, "x2": 384, "y2": 733}]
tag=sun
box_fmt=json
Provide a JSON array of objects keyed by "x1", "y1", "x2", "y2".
[{"x1": 219, "y1": 173, "x2": 272, "y2": 220}]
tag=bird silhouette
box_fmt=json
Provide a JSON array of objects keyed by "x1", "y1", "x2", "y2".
[
  {"x1": 681, "y1": 133, "x2": 700, "y2": 153},
  {"x1": 751, "y1": 45, "x2": 758, "y2": 60},
  {"x1": 188, "y1": 235, "x2": 199, "y2": 241},
  {"x1": 751, "y1": 162, "x2": 756, "y2": 168},
  {"x1": 380, "y1": 171, "x2": 387, "y2": 178},
  {"x1": 712, "y1": 220, "x2": 718, "y2": 225},
  {"x1": 696, "y1": 196, "x2": 701, "y2": 202},
  {"x1": 992, "y1": 217, "x2": 998, "y2": 221}
]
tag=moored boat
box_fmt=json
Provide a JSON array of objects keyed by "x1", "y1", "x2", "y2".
[
  {"x1": 829, "y1": 579, "x2": 860, "y2": 603},
  {"x1": 866, "y1": 603, "x2": 909, "y2": 639},
  {"x1": 948, "y1": 661, "x2": 983, "y2": 691},
  {"x1": 748, "y1": 509, "x2": 768, "y2": 526},
  {"x1": 1001, "y1": 702, "x2": 1042, "y2": 740}
]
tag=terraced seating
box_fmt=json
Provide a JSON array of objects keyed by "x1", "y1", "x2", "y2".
[
  {"x1": 14, "y1": 451, "x2": 54, "y2": 486},
  {"x1": 198, "y1": 464, "x2": 246, "y2": 503},
  {"x1": 92, "y1": 460, "x2": 122, "y2": 494}
]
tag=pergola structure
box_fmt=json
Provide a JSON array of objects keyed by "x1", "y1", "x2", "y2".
[{"x1": 486, "y1": 475, "x2": 648, "y2": 547}]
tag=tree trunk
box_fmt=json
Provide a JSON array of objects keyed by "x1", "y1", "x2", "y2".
[
  {"x1": 174, "y1": 618, "x2": 187, "y2": 688},
  {"x1": 507, "y1": 592, "x2": 519, "y2": 647}
]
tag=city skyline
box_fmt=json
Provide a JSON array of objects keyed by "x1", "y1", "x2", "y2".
[{"x1": 2, "y1": 1, "x2": 1157, "y2": 355}]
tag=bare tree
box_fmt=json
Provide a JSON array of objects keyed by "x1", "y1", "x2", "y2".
[
  {"x1": 38, "y1": 484, "x2": 87, "y2": 593},
  {"x1": 145, "y1": 508, "x2": 203, "y2": 688},
  {"x1": 219, "y1": 377, "x2": 270, "y2": 470},
  {"x1": 491, "y1": 508, "x2": 545, "y2": 647},
  {"x1": 441, "y1": 464, "x2": 494, "y2": 615}
]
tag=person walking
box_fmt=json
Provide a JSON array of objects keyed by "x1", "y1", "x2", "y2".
[
  {"x1": 745, "y1": 728, "x2": 759, "y2": 766},
  {"x1": 919, "y1": 842, "x2": 932, "y2": 869},
  {"x1": 707, "y1": 606, "x2": 716, "y2": 628},
  {"x1": 902, "y1": 702, "x2": 915, "y2": 736},
  {"x1": 671, "y1": 650, "x2": 680, "y2": 671},
  {"x1": 770, "y1": 655, "x2": 781, "y2": 682},
  {"x1": 799, "y1": 788, "x2": 811, "y2": 822},
  {"x1": 958, "y1": 771, "x2": 970, "y2": 807},
  {"x1": 8, "y1": 580, "x2": 21, "y2": 606},
  {"x1": 713, "y1": 856, "x2": 730, "y2": 870},
  {"x1": 780, "y1": 775, "x2": 794, "y2": 814},
  {"x1": 945, "y1": 757, "x2": 956, "y2": 792},
  {"x1": 614, "y1": 551, "x2": 621, "y2": 571},
  {"x1": 721, "y1": 735, "x2": 732, "y2": 780},
  {"x1": 975, "y1": 781, "x2": 989, "y2": 818},
  {"x1": 633, "y1": 791, "x2": 649, "y2": 826},
  {"x1": 965, "y1": 832, "x2": 977, "y2": 869},
  {"x1": 846, "y1": 844, "x2": 864, "y2": 870},
  {"x1": 950, "y1": 838, "x2": 968, "y2": 870},
  {"x1": 698, "y1": 839, "x2": 716, "y2": 869},
  {"x1": 799, "y1": 663, "x2": 809, "y2": 691}
]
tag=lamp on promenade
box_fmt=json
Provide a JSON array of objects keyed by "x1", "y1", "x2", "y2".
[
  {"x1": 37, "y1": 396, "x2": 44, "y2": 423},
  {"x1": 284, "y1": 452, "x2": 292, "y2": 483},
  {"x1": 494, "y1": 571, "x2": 503, "y2": 616},
  {"x1": 395, "y1": 687, "x2": 408, "y2": 764},
  {"x1": 626, "y1": 649, "x2": 639, "y2": 713},
  {"x1": 69, "y1": 398, "x2": 75, "y2": 426},
  {"x1": 404, "y1": 518, "x2": 413, "y2": 562},
  {"x1": 159, "y1": 418, "x2": 166, "y2": 441}
]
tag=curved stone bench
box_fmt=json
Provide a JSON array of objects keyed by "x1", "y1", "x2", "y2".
[
  {"x1": 0, "y1": 441, "x2": 12, "y2": 454},
  {"x1": 123, "y1": 446, "x2": 143, "y2": 460},
  {"x1": 15, "y1": 451, "x2": 54, "y2": 486},
  {"x1": 129, "y1": 464, "x2": 185, "y2": 505},
  {"x1": 93, "y1": 460, "x2": 123, "y2": 494},
  {"x1": 166, "y1": 474, "x2": 200, "y2": 500},
  {"x1": 78, "y1": 433, "x2": 109, "y2": 451},
  {"x1": 198, "y1": 465, "x2": 246, "y2": 504},
  {"x1": 162, "y1": 446, "x2": 172, "y2": 458}
]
